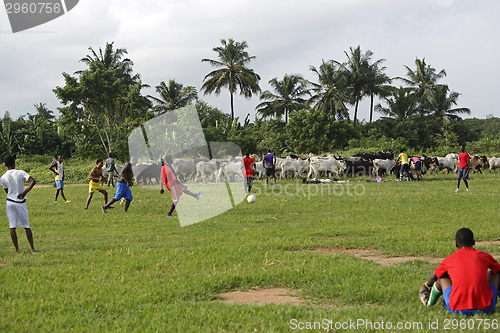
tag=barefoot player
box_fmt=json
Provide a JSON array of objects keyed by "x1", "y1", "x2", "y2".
[
  {"x1": 102, "y1": 160, "x2": 133, "y2": 213},
  {"x1": 85, "y1": 159, "x2": 108, "y2": 210},
  {"x1": 0, "y1": 155, "x2": 37, "y2": 253}
]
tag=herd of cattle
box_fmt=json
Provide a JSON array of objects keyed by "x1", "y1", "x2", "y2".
[{"x1": 107, "y1": 152, "x2": 500, "y2": 185}]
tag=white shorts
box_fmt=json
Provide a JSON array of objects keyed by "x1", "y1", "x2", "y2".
[{"x1": 5, "y1": 201, "x2": 30, "y2": 228}]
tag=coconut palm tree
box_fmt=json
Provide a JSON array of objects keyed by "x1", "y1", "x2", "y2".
[
  {"x1": 149, "y1": 80, "x2": 198, "y2": 114},
  {"x1": 364, "y1": 64, "x2": 392, "y2": 123},
  {"x1": 423, "y1": 84, "x2": 470, "y2": 120},
  {"x1": 256, "y1": 74, "x2": 309, "y2": 123},
  {"x1": 33, "y1": 103, "x2": 55, "y2": 122},
  {"x1": 201, "y1": 38, "x2": 261, "y2": 119},
  {"x1": 399, "y1": 58, "x2": 446, "y2": 115},
  {"x1": 341, "y1": 46, "x2": 379, "y2": 124},
  {"x1": 308, "y1": 60, "x2": 349, "y2": 120},
  {"x1": 375, "y1": 86, "x2": 417, "y2": 122},
  {"x1": 78, "y1": 42, "x2": 140, "y2": 84}
]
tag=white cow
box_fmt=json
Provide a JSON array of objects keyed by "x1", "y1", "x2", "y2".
[
  {"x1": 488, "y1": 157, "x2": 500, "y2": 173},
  {"x1": 372, "y1": 159, "x2": 396, "y2": 176},
  {"x1": 280, "y1": 157, "x2": 310, "y2": 178},
  {"x1": 274, "y1": 157, "x2": 285, "y2": 178},
  {"x1": 445, "y1": 153, "x2": 459, "y2": 160},
  {"x1": 254, "y1": 162, "x2": 265, "y2": 178},
  {"x1": 172, "y1": 158, "x2": 196, "y2": 182},
  {"x1": 307, "y1": 158, "x2": 346, "y2": 178},
  {"x1": 218, "y1": 161, "x2": 244, "y2": 182},
  {"x1": 195, "y1": 161, "x2": 221, "y2": 182},
  {"x1": 433, "y1": 157, "x2": 457, "y2": 174}
]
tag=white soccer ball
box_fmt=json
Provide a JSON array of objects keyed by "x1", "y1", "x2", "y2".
[{"x1": 247, "y1": 194, "x2": 257, "y2": 203}]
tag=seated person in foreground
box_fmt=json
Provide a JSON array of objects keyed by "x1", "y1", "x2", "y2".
[{"x1": 419, "y1": 228, "x2": 500, "y2": 315}]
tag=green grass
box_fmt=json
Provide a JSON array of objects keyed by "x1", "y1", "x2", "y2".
[{"x1": 1, "y1": 173, "x2": 500, "y2": 332}]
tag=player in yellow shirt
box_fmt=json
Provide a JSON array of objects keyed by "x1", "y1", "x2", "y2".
[{"x1": 397, "y1": 149, "x2": 410, "y2": 182}]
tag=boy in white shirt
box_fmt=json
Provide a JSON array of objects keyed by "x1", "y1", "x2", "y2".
[{"x1": 0, "y1": 155, "x2": 37, "y2": 253}]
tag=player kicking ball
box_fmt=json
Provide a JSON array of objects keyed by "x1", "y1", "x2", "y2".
[
  {"x1": 102, "y1": 161, "x2": 134, "y2": 213},
  {"x1": 160, "y1": 155, "x2": 200, "y2": 217}
]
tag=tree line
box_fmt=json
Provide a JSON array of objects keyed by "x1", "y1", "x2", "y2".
[{"x1": 1, "y1": 39, "x2": 498, "y2": 162}]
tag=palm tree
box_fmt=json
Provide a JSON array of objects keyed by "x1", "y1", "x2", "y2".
[
  {"x1": 308, "y1": 60, "x2": 349, "y2": 120},
  {"x1": 256, "y1": 74, "x2": 309, "y2": 123},
  {"x1": 342, "y1": 46, "x2": 378, "y2": 124},
  {"x1": 33, "y1": 103, "x2": 55, "y2": 121},
  {"x1": 149, "y1": 80, "x2": 198, "y2": 114},
  {"x1": 375, "y1": 86, "x2": 417, "y2": 122},
  {"x1": 201, "y1": 38, "x2": 261, "y2": 119},
  {"x1": 423, "y1": 84, "x2": 470, "y2": 120},
  {"x1": 399, "y1": 58, "x2": 446, "y2": 115},
  {"x1": 78, "y1": 42, "x2": 140, "y2": 84},
  {"x1": 364, "y1": 64, "x2": 392, "y2": 123}
]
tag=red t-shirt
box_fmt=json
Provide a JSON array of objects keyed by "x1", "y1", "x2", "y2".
[
  {"x1": 435, "y1": 247, "x2": 500, "y2": 311},
  {"x1": 458, "y1": 152, "x2": 471, "y2": 169},
  {"x1": 242, "y1": 157, "x2": 254, "y2": 177},
  {"x1": 161, "y1": 165, "x2": 176, "y2": 189}
]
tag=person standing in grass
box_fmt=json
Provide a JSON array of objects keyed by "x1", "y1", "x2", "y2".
[
  {"x1": 85, "y1": 159, "x2": 108, "y2": 210},
  {"x1": 242, "y1": 151, "x2": 255, "y2": 193},
  {"x1": 397, "y1": 149, "x2": 410, "y2": 182},
  {"x1": 102, "y1": 160, "x2": 134, "y2": 213},
  {"x1": 160, "y1": 155, "x2": 200, "y2": 218},
  {"x1": 105, "y1": 152, "x2": 118, "y2": 187},
  {"x1": 49, "y1": 154, "x2": 70, "y2": 203},
  {"x1": 456, "y1": 145, "x2": 471, "y2": 192},
  {"x1": 0, "y1": 155, "x2": 37, "y2": 253},
  {"x1": 263, "y1": 149, "x2": 276, "y2": 186},
  {"x1": 419, "y1": 228, "x2": 500, "y2": 315}
]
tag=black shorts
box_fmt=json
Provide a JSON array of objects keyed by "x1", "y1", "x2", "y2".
[
  {"x1": 400, "y1": 163, "x2": 410, "y2": 174},
  {"x1": 265, "y1": 167, "x2": 275, "y2": 178},
  {"x1": 415, "y1": 161, "x2": 422, "y2": 170}
]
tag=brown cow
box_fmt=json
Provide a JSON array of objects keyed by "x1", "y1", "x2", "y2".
[{"x1": 467, "y1": 155, "x2": 488, "y2": 174}]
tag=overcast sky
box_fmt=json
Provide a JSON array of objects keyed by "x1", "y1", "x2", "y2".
[{"x1": 1, "y1": 0, "x2": 499, "y2": 123}]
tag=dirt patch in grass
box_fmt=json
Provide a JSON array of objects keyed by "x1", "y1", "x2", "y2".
[
  {"x1": 219, "y1": 287, "x2": 305, "y2": 306},
  {"x1": 307, "y1": 247, "x2": 500, "y2": 266},
  {"x1": 308, "y1": 248, "x2": 443, "y2": 266},
  {"x1": 476, "y1": 240, "x2": 500, "y2": 247}
]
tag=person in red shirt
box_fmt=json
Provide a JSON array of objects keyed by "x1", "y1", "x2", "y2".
[
  {"x1": 242, "y1": 151, "x2": 255, "y2": 193},
  {"x1": 160, "y1": 155, "x2": 200, "y2": 217},
  {"x1": 420, "y1": 228, "x2": 500, "y2": 315},
  {"x1": 456, "y1": 145, "x2": 471, "y2": 192}
]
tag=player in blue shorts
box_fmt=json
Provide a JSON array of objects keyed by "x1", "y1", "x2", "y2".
[{"x1": 102, "y1": 161, "x2": 133, "y2": 213}]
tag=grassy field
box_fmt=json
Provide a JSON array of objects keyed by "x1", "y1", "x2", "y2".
[{"x1": 1, "y1": 173, "x2": 500, "y2": 332}]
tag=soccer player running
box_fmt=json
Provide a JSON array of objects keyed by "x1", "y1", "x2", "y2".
[
  {"x1": 49, "y1": 154, "x2": 70, "y2": 203},
  {"x1": 242, "y1": 151, "x2": 255, "y2": 193},
  {"x1": 85, "y1": 159, "x2": 108, "y2": 210},
  {"x1": 160, "y1": 155, "x2": 200, "y2": 217},
  {"x1": 102, "y1": 160, "x2": 134, "y2": 213},
  {"x1": 420, "y1": 228, "x2": 500, "y2": 315},
  {"x1": 456, "y1": 145, "x2": 471, "y2": 192},
  {"x1": 0, "y1": 155, "x2": 37, "y2": 253}
]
